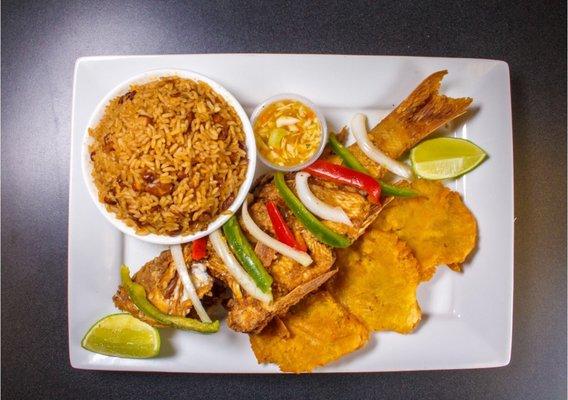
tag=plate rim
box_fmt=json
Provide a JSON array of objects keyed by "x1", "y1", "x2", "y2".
[{"x1": 68, "y1": 53, "x2": 514, "y2": 373}]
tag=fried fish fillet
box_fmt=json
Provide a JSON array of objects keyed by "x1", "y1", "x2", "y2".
[
  {"x1": 372, "y1": 179, "x2": 477, "y2": 281},
  {"x1": 250, "y1": 291, "x2": 369, "y2": 373},
  {"x1": 113, "y1": 245, "x2": 213, "y2": 326},
  {"x1": 206, "y1": 175, "x2": 387, "y2": 333},
  {"x1": 328, "y1": 230, "x2": 422, "y2": 333}
]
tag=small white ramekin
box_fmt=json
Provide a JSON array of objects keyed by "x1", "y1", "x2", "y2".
[
  {"x1": 249, "y1": 93, "x2": 328, "y2": 172},
  {"x1": 81, "y1": 68, "x2": 257, "y2": 245}
]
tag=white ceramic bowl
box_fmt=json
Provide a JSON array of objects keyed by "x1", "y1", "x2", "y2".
[
  {"x1": 249, "y1": 93, "x2": 328, "y2": 172},
  {"x1": 81, "y1": 68, "x2": 257, "y2": 245}
]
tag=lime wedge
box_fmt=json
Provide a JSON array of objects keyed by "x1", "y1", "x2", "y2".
[
  {"x1": 410, "y1": 138, "x2": 487, "y2": 179},
  {"x1": 81, "y1": 313, "x2": 160, "y2": 358}
]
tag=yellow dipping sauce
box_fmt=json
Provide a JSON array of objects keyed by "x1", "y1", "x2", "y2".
[{"x1": 253, "y1": 99, "x2": 322, "y2": 167}]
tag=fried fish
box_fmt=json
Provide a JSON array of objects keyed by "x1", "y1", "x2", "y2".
[
  {"x1": 206, "y1": 174, "x2": 387, "y2": 333},
  {"x1": 113, "y1": 245, "x2": 213, "y2": 326}
]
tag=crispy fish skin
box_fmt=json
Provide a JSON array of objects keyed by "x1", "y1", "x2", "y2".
[
  {"x1": 113, "y1": 245, "x2": 213, "y2": 327},
  {"x1": 250, "y1": 290, "x2": 369, "y2": 373},
  {"x1": 341, "y1": 70, "x2": 473, "y2": 178},
  {"x1": 205, "y1": 177, "x2": 332, "y2": 334},
  {"x1": 243, "y1": 182, "x2": 337, "y2": 295},
  {"x1": 372, "y1": 179, "x2": 477, "y2": 281},
  {"x1": 328, "y1": 230, "x2": 421, "y2": 333},
  {"x1": 208, "y1": 173, "x2": 389, "y2": 333},
  {"x1": 226, "y1": 269, "x2": 337, "y2": 334},
  {"x1": 207, "y1": 178, "x2": 338, "y2": 333}
]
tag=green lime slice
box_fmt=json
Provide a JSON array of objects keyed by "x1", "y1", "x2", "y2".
[
  {"x1": 410, "y1": 137, "x2": 487, "y2": 179},
  {"x1": 81, "y1": 313, "x2": 160, "y2": 358}
]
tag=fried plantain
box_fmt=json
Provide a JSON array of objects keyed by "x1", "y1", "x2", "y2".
[
  {"x1": 328, "y1": 230, "x2": 422, "y2": 333},
  {"x1": 250, "y1": 290, "x2": 369, "y2": 373},
  {"x1": 372, "y1": 179, "x2": 477, "y2": 280}
]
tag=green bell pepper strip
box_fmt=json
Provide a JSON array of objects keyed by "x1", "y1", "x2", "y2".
[
  {"x1": 328, "y1": 133, "x2": 417, "y2": 198},
  {"x1": 377, "y1": 180, "x2": 417, "y2": 198},
  {"x1": 328, "y1": 133, "x2": 367, "y2": 172},
  {"x1": 120, "y1": 265, "x2": 220, "y2": 333},
  {"x1": 273, "y1": 172, "x2": 351, "y2": 248},
  {"x1": 222, "y1": 215, "x2": 273, "y2": 294}
]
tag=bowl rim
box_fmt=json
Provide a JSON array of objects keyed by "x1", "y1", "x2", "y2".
[
  {"x1": 81, "y1": 68, "x2": 257, "y2": 245},
  {"x1": 249, "y1": 93, "x2": 328, "y2": 172}
]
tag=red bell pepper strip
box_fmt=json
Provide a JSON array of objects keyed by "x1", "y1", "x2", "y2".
[
  {"x1": 303, "y1": 160, "x2": 382, "y2": 204},
  {"x1": 293, "y1": 229, "x2": 308, "y2": 252},
  {"x1": 192, "y1": 237, "x2": 208, "y2": 260},
  {"x1": 266, "y1": 201, "x2": 307, "y2": 252}
]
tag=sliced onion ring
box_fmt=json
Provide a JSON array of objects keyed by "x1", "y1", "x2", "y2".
[
  {"x1": 350, "y1": 113, "x2": 413, "y2": 179},
  {"x1": 209, "y1": 230, "x2": 273, "y2": 304},
  {"x1": 295, "y1": 172, "x2": 353, "y2": 226},
  {"x1": 241, "y1": 199, "x2": 312, "y2": 267},
  {"x1": 170, "y1": 244, "x2": 211, "y2": 323}
]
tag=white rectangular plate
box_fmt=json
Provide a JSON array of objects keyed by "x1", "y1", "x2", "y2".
[{"x1": 69, "y1": 54, "x2": 513, "y2": 373}]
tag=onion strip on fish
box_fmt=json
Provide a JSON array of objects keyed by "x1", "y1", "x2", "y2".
[
  {"x1": 350, "y1": 113, "x2": 413, "y2": 179},
  {"x1": 210, "y1": 230, "x2": 273, "y2": 304},
  {"x1": 295, "y1": 172, "x2": 353, "y2": 226},
  {"x1": 242, "y1": 199, "x2": 313, "y2": 267},
  {"x1": 170, "y1": 244, "x2": 211, "y2": 323}
]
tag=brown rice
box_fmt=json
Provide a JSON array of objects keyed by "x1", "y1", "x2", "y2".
[{"x1": 89, "y1": 76, "x2": 248, "y2": 236}]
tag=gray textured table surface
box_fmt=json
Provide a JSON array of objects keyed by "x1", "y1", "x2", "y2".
[{"x1": 2, "y1": 1, "x2": 566, "y2": 399}]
